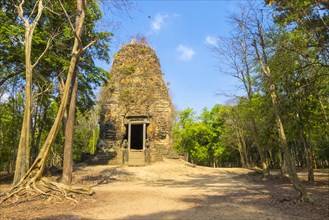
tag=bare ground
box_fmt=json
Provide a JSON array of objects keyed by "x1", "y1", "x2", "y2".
[{"x1": 0, "y1": 158, "x2": 328, "y2": 219}]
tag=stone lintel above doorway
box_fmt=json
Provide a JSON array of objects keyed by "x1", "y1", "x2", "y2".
[{"x1": 124, "y1": 115, "x2": 151, "y2": 124}]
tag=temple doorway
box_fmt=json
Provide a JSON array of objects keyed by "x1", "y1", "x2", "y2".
[
  {"x1": 125, "y1": 116, "x2": 149, "y2": 152},
  {"x1": 130, "y1": 124, "x2": 143, "y2": 150}
]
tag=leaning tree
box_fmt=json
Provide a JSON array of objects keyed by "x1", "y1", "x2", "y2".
[{"x1": 0, "y1": 0, "x2": 99, "y2": 204}]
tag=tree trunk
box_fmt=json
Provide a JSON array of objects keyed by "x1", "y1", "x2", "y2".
[
  {"x1": 12, "y1": 0, "x2": 87, "y2": 186},
  {"x1": 13, "y1": 0, "x2": 44, "y2": 185},
  {"x1": 319, "y1": 99, "x2": 329, "y2": 127},
  {"x1": 58, "y1": 73, "x2": 68, "y2": 136},
  {"x1": 253, "y1": 23, "x2": 311, "y2": 200},
  {"x1": 237, "y1": 143, "x2": 247, "y2": 168},
  {"x1": 279, "y1": 149, "x2": 287, "y2": 177},
  {"x1": 33, "y1": 106, "x2": 48, "y2": 161},
  {"x1": 302, "y1": 132, "x2": 314, "y2": 183},
  {"x1": 232, "y1": 114, "x2": 250, "y2": 168},
  {"x1": 306, "y1": 141, "x2": 315, "y2": 183},
  {"x1": 250, "y1": 117, "x2": 269, "y2": 176},
  {"x1": 62, "y1": 69, "x2": 78, "y2": 185},
  {"x1": 236, "y1": 127, "x2": 249, "y2": 168},
  {"x1": 240, "y1": 128, "x2": 250, "y2": 168},
  {"x1": 240, "y1": 16, "x2": 267, "y2": 172},
  {"x1": 298, "y1": 111, "x2": 315, "y2": 183},
  {"x1": 258, "y1": 66, "x2": 311, "y2": 201}
]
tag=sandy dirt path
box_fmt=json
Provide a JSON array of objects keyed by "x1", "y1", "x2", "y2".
[
  {"x1": 2, "y1": 158, "x2": 328, "y2": 219},
  {"x1": 67, "y1": 159, "x2": 284, "y2": 219}
]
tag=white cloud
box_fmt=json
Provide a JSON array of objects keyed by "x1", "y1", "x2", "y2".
[
  {"x1": 177, "y1": 45, "x2": 196, "y2": 61},
  {"x1": 205, "y1": 35, "x2": 219, "y2": 47},
  {"x1": 151, "y1": 13, "x2": 169, "y2": 33}
]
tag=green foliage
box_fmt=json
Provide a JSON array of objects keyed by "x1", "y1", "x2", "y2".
[
  {"x1": 217, "y1": 1, "x2": 329, "y2": 169},
  {"x1": 173, "y1": 105, "x2": 240, "y2": 167},
  {"x1": 0, "y1": 95, "x2": 24, "y2": 173},
  {"x1": 118, "y1": 65, "x2": 136, "y2": 75},
  {"x1": 119, "y1": 87, "x2": 133, "y2": 104},
  {"x1": 73, "y1": 107, "x2": 100, "y2": 162},
  {"x1": 139, "y1": 46, "x2": 148, "y2": 54},
  {"x1": 265, "y1": 0, "x2": 329, "y2": 168},
  {"x1": 0, "y1": 0, "x2": 113, "y2": 173}
]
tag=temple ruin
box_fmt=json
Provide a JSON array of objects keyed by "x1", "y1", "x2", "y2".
[{"x1": 93, "y1": 42, "x2": 177, "y2": 166}]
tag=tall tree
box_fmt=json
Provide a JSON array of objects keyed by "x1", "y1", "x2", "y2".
[
  {"x1": 13, "y1": 0, "x2": 50, "y2": 185},
  {"x1": 266, "y1": 0, "x2": 329, "y2": 183},
  {"x1": 25, "y1": 0, "x2": 91, "y2": 184},
  {"x1": 62, "y1": 69, "x2": 78, "y2": 185},
  {"x1": 1, "y1": 0, "x2": 96, "y2": 204},
  {"x1": 213, "y1": 5, "x2": 270, "y2": 174},
  {"x1": 250, "y1": 6, "x2": 312, "y2": 201},
  {"x1": 61, "y1": 0, "x2": 112, "y2": 185}
]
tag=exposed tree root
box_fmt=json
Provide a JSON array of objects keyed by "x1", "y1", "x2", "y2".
[
  {"x1": 0, "y1": 177, "x2": 94, "y2": 205},
  {"x1": 0, "y1": 0, "x2": 96, "y2": 208}
]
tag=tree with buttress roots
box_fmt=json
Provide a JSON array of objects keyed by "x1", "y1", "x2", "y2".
[{"x1": 0, "y1": 0, "x2": 103, "y2": 204}]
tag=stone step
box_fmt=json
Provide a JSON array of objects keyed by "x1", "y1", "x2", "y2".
[
  {"x1": 129, "y1": 151, "x2": 144, "y2": 158},
  {"x1": 128, "y1": 151, "x2": 145, "y2": 166}
]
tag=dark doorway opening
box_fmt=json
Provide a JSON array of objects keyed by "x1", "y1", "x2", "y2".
[{"x1": 130, "y1": 124, "x2": 143, "y2": 150}]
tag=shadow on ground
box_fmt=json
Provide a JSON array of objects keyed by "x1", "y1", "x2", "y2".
[{"x1": 131, "y1": 169, "x2": 329, "y2": 219}]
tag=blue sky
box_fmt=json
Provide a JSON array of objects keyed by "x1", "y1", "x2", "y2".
[{"x1": 98, "y1": 1, "x2": 244, "y2": 114}]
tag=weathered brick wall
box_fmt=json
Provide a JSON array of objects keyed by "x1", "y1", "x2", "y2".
[{"x1": 94, "y1": 43, "x2": 176, "y2": 165}]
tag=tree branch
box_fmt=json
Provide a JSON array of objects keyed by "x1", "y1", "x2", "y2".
[
  {"x1": 28, "y1": 0, "x2": 40, "y2": 21},
  {"x1": 317, "y1": 0, "x2": 329, "y2": 10},
  {"x1": 44, "y1": 1, "x2": 61, "y2": 16},
  {"x1": 82, "y1": 39, "x2": 98, "y2": 52},
  {"x1": 0, "y1": 71, "x2": 24, "y2": 87},
  {"x1": 44, "y1": 6, "x2": 60, "y2": 15},
  {"x1": 58, "y1": 0, "x2": 75, "y2": 32},
  {"x1": 31, "y1": 0, "x2": 44, "y2": 29},
  {"x1": 58, "y1": 0, "x2": 83, "y2": 47},
  {"x1": 15, "y1": 0, "x2": 28, "y2": 25},
  {"x1": 32, "y1": 33, "x2": 58, "y2": 68}
]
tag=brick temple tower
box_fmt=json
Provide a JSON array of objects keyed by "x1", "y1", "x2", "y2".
[{"x1": 94, "y1": 42, "x2": 177, "y2": 165}]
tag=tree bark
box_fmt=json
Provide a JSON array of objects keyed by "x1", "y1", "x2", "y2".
[
  {"x1": 12, "y1": 0, "x2": 88, "y2": 187},
  {"x1": 270, "y1": 86, "x2": 310, "y2": 201},
  {"x1": 13, "y1": 0, "x2": 44, "y2": 186},
  {"x1": 220, "y1": 13, "x2": 268, "y2": 174},
  {"x1": 58, "y1": 73, "x2": 67, "y2": 136},
  {"x1": 236, "y1": 125, "x2": 249, "y2": 168},
  {"x1": 237, "y1": 146, "x2": 246, "y2": 168},
  {"x1": 62, "y1": 68, "x2": 78, "y2": 185},
  {"x1": 240, "y1": 21, "x2": 268, "y2": 173},
  {"x1": 301, "y1": 131, "x2": 314, "y2": 183},
  {"x1": 231, "y1": 112, "x2": 248, "y2": 168},
  {"x1": 253, "y1": 32, "x2": 311, "y2": 201},
  {"x1": 279, "y1": 149, "x2": 287, "y2": 177},
  {"x1": 250, "y1": 117, "x2": 269, "y2": 176}
]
